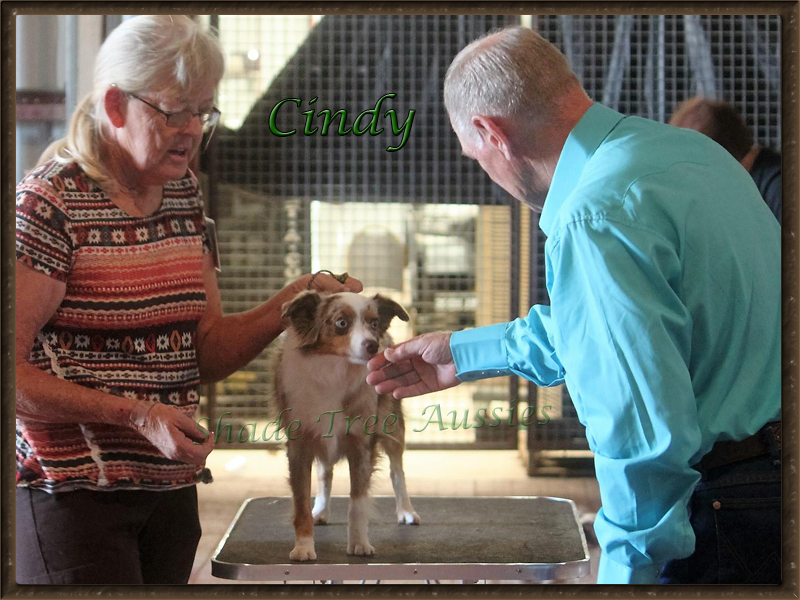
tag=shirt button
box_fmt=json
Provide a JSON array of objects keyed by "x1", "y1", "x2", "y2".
[{"x1": 712, "y1": 501, "x2": 722, "y2": 510}]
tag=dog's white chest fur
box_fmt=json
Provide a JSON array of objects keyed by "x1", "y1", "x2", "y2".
[
  {"x1": 280, "y1": 331, "x2": 377, "y2": 443},
  {"x1": 274, "y1": 290, "x2": 419, "y2": 561}
]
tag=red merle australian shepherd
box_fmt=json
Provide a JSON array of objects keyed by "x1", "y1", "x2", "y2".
[{"x1": 271, "y1": 290, "x2": 419, "y2": 561}]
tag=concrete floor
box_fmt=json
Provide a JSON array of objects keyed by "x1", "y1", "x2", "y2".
[{"x1": 191, "y1": 448, "x2": 602, "y2": 585}]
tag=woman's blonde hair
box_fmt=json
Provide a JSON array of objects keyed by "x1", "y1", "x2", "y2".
[{"x1": 37, "y1": 15, "x2": 225, "y2": 191}]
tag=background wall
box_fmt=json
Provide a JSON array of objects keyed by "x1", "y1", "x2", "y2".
[{"x1": 14, "y1": 13, "x2": 782, "y2": 471}]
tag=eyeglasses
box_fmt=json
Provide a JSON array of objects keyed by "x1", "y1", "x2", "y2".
[{"x1": 112, "y1": 85, "x2": 221, "y2": 144}]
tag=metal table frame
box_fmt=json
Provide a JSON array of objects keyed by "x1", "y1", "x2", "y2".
[{"x1": 211, "y1": 496, "x2": 590, "y2": 583}]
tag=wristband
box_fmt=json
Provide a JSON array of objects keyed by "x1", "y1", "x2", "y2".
[{"x1": 129, "y1": 400, "x2": 157, "y2": 429}]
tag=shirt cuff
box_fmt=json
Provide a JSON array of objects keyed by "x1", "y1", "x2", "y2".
[
  {"x1": 597, "y1": 553, "x2": 660, "y2": 584},
  {"x1": 450, "y1": 324, "x2": 513, "y2": 381}
]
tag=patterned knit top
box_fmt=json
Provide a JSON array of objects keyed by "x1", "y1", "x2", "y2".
[{"x1": 16, "y1": 160, "x2": 210, "y2": 492}]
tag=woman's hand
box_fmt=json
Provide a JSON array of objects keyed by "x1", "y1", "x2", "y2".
[
  {"x1": 275, "y1": 273, "x2": 363, "y2": 332},
  {"x1": 366, "y1": 331, "x2": 461, "y2": 399},
  {"x1": 196, "y1": 255, "x2": 366, "y2": 383},
  {"x1": 290, "y1": 272, "x2": 364, "y2": 295},
  {"x1": 133, "y1": 402, "x2": 213, "y2": 466}
]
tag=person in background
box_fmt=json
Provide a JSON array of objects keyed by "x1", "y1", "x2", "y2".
[
  {"x1": 367, "y1": 26, "x2": 780, "y2": 584},
  {"x1": 669, "y1": 96, "x2": 781, "y2": 223},
  {"x1": 15, "y1": 15, "x2": 361, "y2": 584}
]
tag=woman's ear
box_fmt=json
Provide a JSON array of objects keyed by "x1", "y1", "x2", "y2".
[{"x1": 104, "y1": 86, "x2": 127, "y2": 128}]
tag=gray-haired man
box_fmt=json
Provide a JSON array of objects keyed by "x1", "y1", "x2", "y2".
[{"x1": 368, "y1": 26, "x2": 781, "y2": 585}]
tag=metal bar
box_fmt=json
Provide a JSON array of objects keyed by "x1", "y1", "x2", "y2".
[
  {"x1": 508, "y1": 198, "x2": 522, "y2": 449},
  {"x1": 657, "y1": 15, "x2": 666, "y2": 123},
  {"x1": 602, "y1": 16, "x2": 633, "y2": 110},
  {"x1": 645, "y1": 17, "x2": 656, "y2": 120},
  {"x1": 15, "y1": 90, "x2": 66, "y2": 122},
  {"x1": 397, "y1": 442, "x2": 521, "y2": 451},
  {"x1": 527, "y1": 210, "x2": 542, "y2": 473},
  {"x1": 64, "y1": 15, "x2": 79, "y2": 120},
  {"x1": 204, "y1": 13, "x2": 222, "y2": 435},
  {"x1": 214, "y1": 561, "x2": 588, "y2": 583},
  {"x1": 745, "y1": 16, "x2": 781, "y2": 95},
  {"x1": 103, "y1": 15, "x2": 123, "y2": 39},
  {"x1": 558, "y1": 16, "x2": 578, "y2": 81},
  {"x1": 208, "y1": 441, "x2": 525, "y2": 451},
  {"x1": 683, "y1": 15, "x2": 717, "y2": 98}
]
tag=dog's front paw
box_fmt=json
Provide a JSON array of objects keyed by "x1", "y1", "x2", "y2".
[
  {"x1": 289, "y1": 540, "x2": 317, "y2": 561},
  {"x1": 312, "y1": 507, "x2": 330, "y2": 525},
  {"x1": 397, "y1": 509, "x2": 420, "y2": 525},
  {"x1": 347, "y1": 541, "x2": 375, "y2": 556}
]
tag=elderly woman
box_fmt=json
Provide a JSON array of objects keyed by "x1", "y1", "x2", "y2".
[{"x1": 15, "y1": 15, "x2": 361, "y2": 584}]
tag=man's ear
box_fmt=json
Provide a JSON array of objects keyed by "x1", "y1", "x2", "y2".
[
  {"x1": 281, "y1": 290, "x2": 322, "y2": 348},
  {"x1": 471, "y1": 115, "x2": 512, "y2": 160},
  {"x1": 104, "y1": 86, "x2": 127, "y2": 128}
]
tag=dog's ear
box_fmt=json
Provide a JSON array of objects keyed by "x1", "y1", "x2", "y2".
[
  {"x1": 282, "y1": 290, "x2": 322, "y2": 347},
  {"x1": 374, "y1": 294, "x2": 410, "y2": 330}
]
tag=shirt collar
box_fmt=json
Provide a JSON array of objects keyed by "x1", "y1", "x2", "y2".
[{"x1": 539, "y1": 103, "x2": 625, "y2": 236}]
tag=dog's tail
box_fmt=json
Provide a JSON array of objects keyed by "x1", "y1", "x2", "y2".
[
  {"x1": 377, "y1": 432, "x2": 405, "y2": 450},
  {"x1": 375, "y1": 394, "x2": 406, "y2": 450}
]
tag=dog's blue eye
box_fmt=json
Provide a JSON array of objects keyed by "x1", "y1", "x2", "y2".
[{"x1": 335, "y1": 319, "x2": 348, "y2": 330}]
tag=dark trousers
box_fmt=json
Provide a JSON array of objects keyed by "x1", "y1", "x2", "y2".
[
  {"x1": 658, "y1": 454, "x2": 781, "y2": 584},
  {"x1": 16, "y1": 485, "x2": 202, "y2": 584}
]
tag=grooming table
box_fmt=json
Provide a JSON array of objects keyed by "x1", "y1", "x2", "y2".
[{"x1": 211, "y1": 496, "x2": 590, "y2": 583}]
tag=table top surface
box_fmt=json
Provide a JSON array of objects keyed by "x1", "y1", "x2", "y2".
[{"x1": 212, "y1": 496, "x2": 590, "y2": 582}]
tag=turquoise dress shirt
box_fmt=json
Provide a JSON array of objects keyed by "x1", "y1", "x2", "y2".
[{"x1": 450, "y1": 103, "x2": 781, "y2": 584}]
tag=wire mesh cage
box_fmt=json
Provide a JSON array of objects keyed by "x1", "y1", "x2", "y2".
[
  {"x1": 199, "y1": 13, "x2": 781, "y2": 461},
  {"x1": 525, "y1": 14, "x2": 781, "y2": 475},
  {"x1": 203, "y1": 14, "x2": 522, "y2": 450},
  {"x1": 532, "y1": 15, "x2": 781, "y2": 145}
]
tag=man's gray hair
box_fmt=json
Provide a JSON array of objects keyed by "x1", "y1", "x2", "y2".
[{"x1": 444, "y1": 26, "x2": 585, "y2": 142}]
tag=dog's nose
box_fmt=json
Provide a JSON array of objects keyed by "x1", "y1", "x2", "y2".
[{"x1": 363, "y1": 340, "x2": 379, "y2": 356}]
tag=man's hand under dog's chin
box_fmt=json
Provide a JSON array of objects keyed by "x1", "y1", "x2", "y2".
[{"x1": 366, "y1": 332, "x2": 460, "y2": 399}]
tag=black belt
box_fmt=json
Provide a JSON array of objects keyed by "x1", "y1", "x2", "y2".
[{"x1": 694, "y1": 421, "x2": 781, "y2": 479}]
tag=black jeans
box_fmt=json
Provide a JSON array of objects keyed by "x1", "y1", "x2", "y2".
[
  {"x1": 16, "y1": 485, "x2": 202, "y2": 584},
  {"x1": 658, "y1": 454, "x2": 781, "y2": 584}
]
